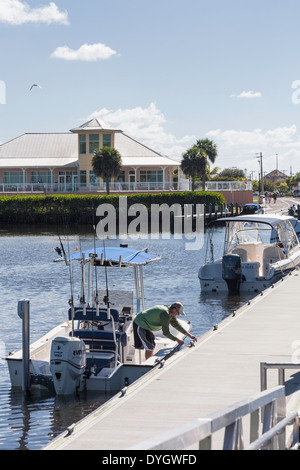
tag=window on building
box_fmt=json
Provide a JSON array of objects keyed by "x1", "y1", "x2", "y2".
[
  {"x1": 58, "y1": 171, "x2": 78, "y2": 191},
  {"x1": 30, "y1": 171, "x2": 51, "y2": 184},
  {"x1": 79, "y1": 134, "x2": 86, "y2": 154},
  {"x1": 3, "y1": 171, "x2": 25, "y2": 184},
  {"x1": 89, "y1": 170, "x2": 100, "y2": 186},
  {"x1": 80, "y1": 170, "x2": 86, "y2": 186},
  {"x1": 103, "y1": 134, "x2": 111, "y2": 147},
  {"x1": 118, "y1": 171, "x2": 125, "y2": 182},
  {"x1": 89, "y1": 134, "x2": 100, "y2": 154},
  {"x1": 140, "y1": 170, "x2": 163, "y2": 186}
]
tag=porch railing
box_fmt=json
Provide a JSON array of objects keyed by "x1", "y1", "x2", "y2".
[{"x1": 0, "y1": 182, "x2": 180, "y2": 194}]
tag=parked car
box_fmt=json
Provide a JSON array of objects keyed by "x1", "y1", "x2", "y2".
[{"x1": 241, "y1": 203, "x2": 264, "y2": 215}]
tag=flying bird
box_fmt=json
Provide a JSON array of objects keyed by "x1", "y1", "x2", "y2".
[{"x1": 30, "y1": 84, "x2": 42, "y2": 91}]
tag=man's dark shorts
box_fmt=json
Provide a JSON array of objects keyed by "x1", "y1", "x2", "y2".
[{"x1": 133, "y1": 321, "x2": 155, "y2": 351}]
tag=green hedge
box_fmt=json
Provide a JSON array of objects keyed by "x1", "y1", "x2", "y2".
[{"x1": 0, "y1": 192, "x2": 226, "y2": 225}]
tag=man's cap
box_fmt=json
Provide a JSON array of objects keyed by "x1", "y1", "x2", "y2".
[{"x1": 170, "y1": 302, "x2": 185, "y2": 315}]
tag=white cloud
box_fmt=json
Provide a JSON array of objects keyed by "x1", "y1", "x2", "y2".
[
  {"x1": 51, "y1": 43, "x2": 117, "y2": 61},
  {"x1": 206, "y1": 125, "x2": 297, "y2": 149},
  {"x1": 231, "y1": 90, "x2": 262, "y2": 99},
  {"x1": 205, "y1": 125, "x2": 300, "y2": 174},
  {"x1": 0, "y1": 0, "x2": 69, "y2": 25},
  {"x1": 88, "y1": 103, "x2": 195, "y2": 158}
]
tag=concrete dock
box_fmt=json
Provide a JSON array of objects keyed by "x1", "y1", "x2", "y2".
[{"x1": 45, "y1": 268, "x2": 300, "y2": 450}]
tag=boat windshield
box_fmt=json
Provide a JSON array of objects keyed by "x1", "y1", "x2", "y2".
[
  {"x1": 225, "y1": 219, "x2": 299, "y2": 254},
  {"x1": 225, "y1": 221, "x2": 278, "y2": 252},
  {"x1": 277, "y1": 220, "x2": 299, "y2": 252}
]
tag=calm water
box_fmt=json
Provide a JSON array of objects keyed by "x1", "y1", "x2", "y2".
[{"x1": 0, "y1": 226, "x2": 255, "y2": 450}]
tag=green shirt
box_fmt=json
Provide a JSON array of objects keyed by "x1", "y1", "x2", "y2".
[{"x1": 134, "y1": 305, "x2": 188, "y2": 342}]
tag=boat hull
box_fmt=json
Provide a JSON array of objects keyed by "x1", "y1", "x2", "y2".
[
  {"x1": 198, "y1": 258, "x2": 300, "y2": 294},
  {"x1": 6, "y1": 321, "x2": 71, "y2": 388},
  {"x1": 199, "y1": 275, "x2": 280, "y2": 294},
  {"x1": 5, "y1": 357, "x2": 153, "y2": 392},
  {"x1": 6, "y1": 319, "x2": 191, "y2": 393}
]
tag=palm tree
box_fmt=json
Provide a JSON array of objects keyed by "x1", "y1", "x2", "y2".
[
  {"x1": 181, "y1": 146, "x2": 207, "y2": 191},
  {"x1": 92, "y1": 147, "x2": 122, "y2": 194},
  {"x1": 195, "y1": 139, "x2": 218, "y2": 189},
  {"x1": 181, "y1": 139, "x2": 218, "y2": 191},
  {"x1": 206, "y1": 163, "x2": 221, "y2": 180}
]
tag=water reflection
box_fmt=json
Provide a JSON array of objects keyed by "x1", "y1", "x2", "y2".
[
  {"x1": 198, "y1": 291, "x2": 257, "y2": 332},
  {"x1": 3, "y1": 385, "x2": 114, "y2": 450}
]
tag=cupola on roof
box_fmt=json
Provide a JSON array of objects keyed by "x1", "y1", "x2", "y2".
[{"x1": 70, "y1": 118, "x2": 122, "y2": 133}]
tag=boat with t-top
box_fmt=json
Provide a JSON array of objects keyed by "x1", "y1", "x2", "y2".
[{"x1": 6, "y1": 243, "x2": 192, "y2": 395}]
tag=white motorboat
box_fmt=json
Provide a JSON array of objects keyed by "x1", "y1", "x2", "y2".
[
  {"x1": 199, "y1": 214, "x2": 300, "y2": 295},
  {"x1": 6, "y1": 244, "x2": 191, "y2": 395}
]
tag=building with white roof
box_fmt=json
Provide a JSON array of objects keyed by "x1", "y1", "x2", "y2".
[{"x1": 0, "y1": 118, "x2": 182, "y2": 192}]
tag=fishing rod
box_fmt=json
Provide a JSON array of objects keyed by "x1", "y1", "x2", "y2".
[
  {"x1": 96, "y1": 217, "x2": 118, "y2": 347},
  {"x1": 55, "y1": 231, "x2": 75, "y2": 335},
  {"x1": 55, "y1": 233, "x2": 69, "y2": 266},
  {"x1": 102, "y1": 236, "x2": 118, "y2": 353},
  {"x1": 92, "y1": 206, "x2": 100, "y2": 318},
  {"x1": 102, "y1": 236, "x2": 111, "y2": 318}
]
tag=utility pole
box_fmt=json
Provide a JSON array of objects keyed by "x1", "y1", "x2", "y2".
[{"x1": 257, "y1": 152, "x2": 264, "y2": 196}]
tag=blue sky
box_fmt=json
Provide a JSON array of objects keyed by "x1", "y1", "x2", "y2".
[{"x1": 1, "y1": 0, "x2": 300, "y2": 177}]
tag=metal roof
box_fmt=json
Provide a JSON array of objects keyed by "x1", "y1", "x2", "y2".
[
  {"x1": 0, "y1": 127, "x2": 180, "y2": 169},
  {"x1": 70, "y1": 118, "x2": 121, "y2": 133},
  {"x1": 120, "y1": 156, "x2": 179, "y2": 167},
  {"x1": 114, "y1": 133, "x2": 180, "y2": 166},
  {"x1": 0, "y1": 133, "x2": 78, "y2": 168}
]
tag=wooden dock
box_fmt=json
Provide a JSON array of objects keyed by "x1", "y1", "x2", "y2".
[{"x1": 45, "y1": 270, "x2": 300, "y2": 450}]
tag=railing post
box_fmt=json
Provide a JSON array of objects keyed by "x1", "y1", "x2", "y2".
[
  {"x1": 276, "y1": 395, "x2": 287, "y2": 450},
  {"x1": 223, "y1": 418, "x2": 244, "y2": 450},
  {"x1": 278, "y1": 367, "x2": 285, "y2": 385},
  {"x1": 250, "y1": 409, "x2": 260, "y2": 443},
  {"x1": 199, "y1": 436, "x2": 211, "y2": 450},
  {"x1": 260, "y1": 362, "x2": 267, "y2": 391}
]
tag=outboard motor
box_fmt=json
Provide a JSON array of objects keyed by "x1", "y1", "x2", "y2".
[
  {"x1": 222, "y1": 254, "x2": 242, "y2": 295},
  {"x1": 50, "y1": 337, "x2": 86, "y2": 395}
]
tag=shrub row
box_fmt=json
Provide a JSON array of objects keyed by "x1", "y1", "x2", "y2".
[{"x1": 0, "y1": 192, "x2": 226, "y2": 225}]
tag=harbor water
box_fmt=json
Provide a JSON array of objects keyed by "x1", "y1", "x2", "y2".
[{"x1": 0, "y1": 226, "x2": 256, "y2": 450}]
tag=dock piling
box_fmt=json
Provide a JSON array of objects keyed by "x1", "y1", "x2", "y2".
[{"x1": 17, "y1": 299, "x2": 30, "y2": 393}]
